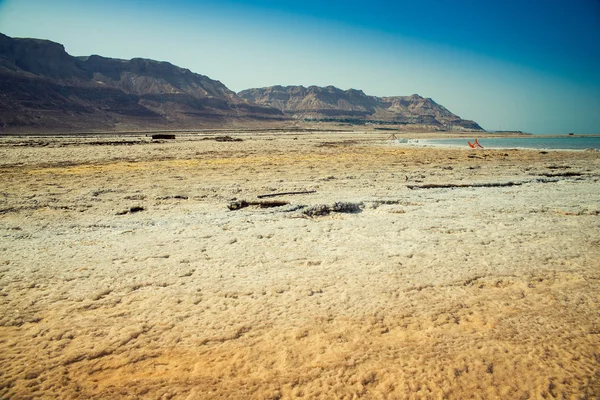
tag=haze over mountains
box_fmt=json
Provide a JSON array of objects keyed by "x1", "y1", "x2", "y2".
[{"x1": 0, "y1": 33, "x2": 483, "y2": 132}]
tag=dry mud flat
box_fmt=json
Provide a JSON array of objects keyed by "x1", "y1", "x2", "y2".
[{"x1": 0, "y1": 132, "x2": 599, "y2": 399}]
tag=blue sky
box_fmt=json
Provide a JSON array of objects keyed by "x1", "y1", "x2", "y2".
[{"x1": 1, "y1": 0, "x2": 599, "y2": 133}]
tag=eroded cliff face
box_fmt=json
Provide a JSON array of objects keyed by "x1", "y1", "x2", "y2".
[
  {"x1": 239, "y1": 85, "x2": 483, "y2": 130},
  {"x1": 0, "y1": 33, "x2": 284, "y2": 132},
  {"x1": 0, "y1": 33, "x2": 483, "y2": 132}
]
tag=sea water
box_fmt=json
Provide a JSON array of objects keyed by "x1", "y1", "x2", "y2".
[{"x1": 421, "y1": 135, "x2": 600, "y2": 150}]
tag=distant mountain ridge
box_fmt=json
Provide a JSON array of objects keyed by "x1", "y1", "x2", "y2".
[
  {"x1": 0, "y1": 33, "x2": 483, "y2": 132},
  {"x1": 238, "y1": 85, "x2": 482, "y2": 130},
  {"x1": 0, "y1": 33, "x2": 283, "y2": 131}
]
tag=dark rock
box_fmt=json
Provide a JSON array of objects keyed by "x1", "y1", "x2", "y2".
[
  {"x1": 228, "y1": 200, "x2": 289, "y2": 210},
  {"x1": 214, "y1": 136, "x2": 243, "y2": 142},
  {"x1": 116, "y1": 206, "x2": 145, "y2": 215},
  {"x1": 151, "y1": 134, "x2": 176, "y2": 140},
  {"x1": 303, "y1": 202, "x2": 363, "y2": 217}
]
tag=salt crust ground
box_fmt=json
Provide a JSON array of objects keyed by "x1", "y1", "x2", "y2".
[{"x1": 0, "y1": 132, "x2": 599, "y2": 399}]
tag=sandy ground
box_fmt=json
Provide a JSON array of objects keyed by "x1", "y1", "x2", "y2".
[{"x1": 0, "y1": 132, "x2": 599, "y2": 399}]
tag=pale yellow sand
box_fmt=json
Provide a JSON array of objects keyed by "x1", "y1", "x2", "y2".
[{"x1": 0, "y1": 133, "x2": 599, "y2": 398}]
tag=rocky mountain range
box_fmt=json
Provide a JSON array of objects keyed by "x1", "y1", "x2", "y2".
[
  {"x1": 0, "y1": 33, "x2": 483, "y2": 132},
  {"x1": 0, "y1": 33, "x2": 283, "y2": 132},
  {"x1": 238, "y1": 86, "x2": 482, "y2": 130}
]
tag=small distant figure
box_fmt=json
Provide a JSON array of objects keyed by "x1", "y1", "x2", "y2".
[{"x1": 468, "y1": 138, "x2": 483, "y2": 148}]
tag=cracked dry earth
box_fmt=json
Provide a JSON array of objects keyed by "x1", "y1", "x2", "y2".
[{"x1": 0, "y1": 132, "x2": 599, "y2": 399}]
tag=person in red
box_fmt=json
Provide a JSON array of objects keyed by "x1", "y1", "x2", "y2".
[{"x1": 468, "y1": 138, "x2": 483, "y2": 148}]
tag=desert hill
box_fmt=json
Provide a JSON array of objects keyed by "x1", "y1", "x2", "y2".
[
  {"x1": 238, "y1": 85, "x2": 482, "y2": 130},
  {"x1": 0, "y1": 33, "x2": 283, "y2": 132},
  {"x1": 0, "y1": 33, "x2": 483, "y2": 132}
]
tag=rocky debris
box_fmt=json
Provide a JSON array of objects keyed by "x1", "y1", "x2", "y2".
[
  {"x1": 257, "y1": 190, "x2": 316, "y2": 199},
  {"x1": 228, "y1": 199, "x2": 364, "y2": 215},
  {"x1": 199, "y1": 136, "x2": 243, "y2": 142},
  {"x1": 228, "y1": 200, "x2": 289, "y2": 210},
  {"x1": 156, "y1": 195, "x2": 188, "y2": 200},
  {"x1": 406, "y1": 177, "x2": 565, "y2": 190},
  {"x1": 116, "y1": 206, "x2": 145, "y2": 215},
  {"x1": 302, "y1": 202, "x2": 363, "y2": 217},
  {"x1": 214, "y1": 136, "x2": 243, "y2": 142}
]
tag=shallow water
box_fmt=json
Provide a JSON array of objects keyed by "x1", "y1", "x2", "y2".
[{"x1": 423, "y1": 135, "x2": 600, "y2": 150}]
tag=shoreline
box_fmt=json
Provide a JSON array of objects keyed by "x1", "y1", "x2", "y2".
[
  {"x1": 410, "y1": 135, "x2": 600, "y2": 151},
  {"x1": 1, "y1": 128, "x2": 598, "y2": 142}
]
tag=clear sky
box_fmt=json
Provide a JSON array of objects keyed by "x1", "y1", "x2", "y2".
[{"x1": 1, "y1": 0, "x2": 599, "y2": 133}]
